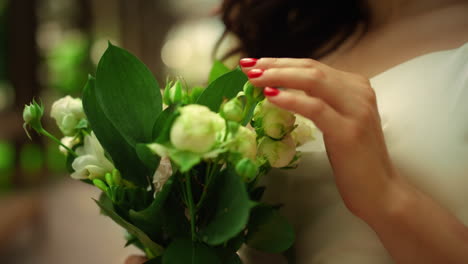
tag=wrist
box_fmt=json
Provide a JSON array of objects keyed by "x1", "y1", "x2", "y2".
[{"x1": 364, "y1": 175, "x2": 418, "y2": 229}]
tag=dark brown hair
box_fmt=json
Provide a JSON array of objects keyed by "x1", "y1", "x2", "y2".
[{"x1": 218, "y1": 0, "x2": 370, "y2": 60}]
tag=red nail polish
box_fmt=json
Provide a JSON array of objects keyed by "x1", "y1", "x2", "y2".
[
  {"x1": 264, "y1": 87, "x2": 280, "y2": 97},
  {"x1": 247, "y1": 69, "x2": 264, "y2": 78},
  {"x1": 239, "y1": 58, "x2": 258, "y2": 67}
]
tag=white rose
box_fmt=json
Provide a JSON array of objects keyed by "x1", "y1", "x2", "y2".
[
  {"x1": 254, "y1": 100, "x2": 296, "y2": 139},
  {"x1": 258, "y1": 134, "x2": 296, "y2": 168},
  {"x1": 229, "y1": 126, "x2": 257, "y2": 160},
  {"x1": 71, "y1": 132, "x2": 115, "y2": 180},
  {"x1": 59, "y1": 136, "x2": 80, "y2": 155},
  {"x1": 153, "y1": 157, "x2": 173, "y2": 193},
  {"x1": 170, "y1": 105, "x2": 225, "y2": 153},
  {"x1": 291, "y1": 114, "x2": 316, "y2": 146},
  {"x1": 50, "y1": 96, "x2": 86, "y2": 136}
]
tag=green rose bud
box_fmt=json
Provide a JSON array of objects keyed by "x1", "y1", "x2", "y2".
[
  {"x1": 163, "y1": 80, "x2": 186, "y2": 105},
  {"x1": 93, "y1": 179, "x2": 109, "y2": 193},
  {"x1": 253, "y1": 100, "x2": 296, "y2": 139},
  {"x1": 23, "y1": 100, "x2": 44, "y2": 138},
  {"x1": 112, "y1": 169, "x2": 122, "y2": 186},
  {"x1": 243, "y1": 81, "x2": 264, "y2": 101},
  {"x1": 50, "y1": 96, "x2": 86, "y2": 136},
  {"x1": 228, "y1": 126, "x2": 257, "y2": 161},
  {"x1": 236, "y1": 158, "x2": 258, "y2": 182},
  {"x1": 258, "y1": 134, "x2": 296, "y2": 168},
  {"x1": 221, "y1": 97, "x2": 245, "y2": 123},
  {"x1": 170, "y1": 104, "x2": 226, "y2": 153}
]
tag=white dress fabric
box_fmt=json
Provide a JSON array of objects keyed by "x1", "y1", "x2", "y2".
[{"x1": 242, "y1": 42, "x2": 468, "y2": 264}]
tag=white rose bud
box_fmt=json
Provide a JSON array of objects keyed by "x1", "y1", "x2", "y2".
[
  {"x1": 220, "y1": 97, "x2": 244, "y2": 123},
  {"x1": 229, "y1": 126, "x2": 257, "y2": 161},
  {"x1": 71, "y1": 132, "x2": 115, "y2": 180},
  {"x1": 291, "y1": 114, "x2": 316, "y2": 146},
  {"x1": 50, "y1": 96, "x2": 86, "y2": 136},
  {"x1": 59, "y1": 136, "x2": 80, "y2": 155},
  {"x1": 170, "y1": 105, "x2": 225, "y2": 153},
  {"x1": 254, "y1": 100, "x2": 296, "y2": 139},
  {"x1": 258, "y1": 134, "x2": 296, "y2": 168}
]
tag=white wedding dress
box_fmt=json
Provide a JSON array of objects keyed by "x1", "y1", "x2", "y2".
[{"x1": 241, "y1": 42, "x2": 468, "y2": 264}]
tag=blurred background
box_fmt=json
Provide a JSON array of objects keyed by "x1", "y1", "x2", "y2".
[{"x1": 0, "y1": 0, "x2": 236, "y2": 263}]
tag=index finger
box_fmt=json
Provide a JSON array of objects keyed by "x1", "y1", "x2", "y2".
[{"x1": 239, "y1": 57, "x2": 324, "y2": 73}]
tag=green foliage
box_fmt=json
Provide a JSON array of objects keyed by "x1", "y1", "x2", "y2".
[
  {"x1": 162, "y1": 238, "x2": 221, "y2": 264},
  {"x1": 199, "y1": 168, "x2": 254, "y2": 246},
  {"x1": 82, "y1": 76, "x2": 149, "y2": 186},
  {"x1": 208, "y1": 61, "x2": 230, "y2": 84},
  {"x1": 95, "y1": 43, "x2": 162, "y2": 146},
  {"x1": 245, "y1": 205, "x2": 295, "y2": 253},
  {"x1": 136, "y1": 143, "x2": 160, "y2": 174},
  {"x1": 94, "y1": 199, "x2": 164, "y2": 257},
  {"x1": 196, "y1": 67, "x2": 247, "y2": 112},
  {"x1": 129, "y1": 173, "x2": 187, "y2": 242}
]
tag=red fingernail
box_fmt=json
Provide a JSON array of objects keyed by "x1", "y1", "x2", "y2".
[
  {"x1": 264, "y1": 87, "x2": 280, "y2": 97},
  {"x1": 239, "y1": 58, "x2": 258, "y2": 67},
  {"x1": 247, "y1": 69, "x2": 264, "y2": 78}
]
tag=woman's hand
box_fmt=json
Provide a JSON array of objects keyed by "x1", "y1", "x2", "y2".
[{"x1": 239, "y1": 57, "x2": 400, "y2": 220}]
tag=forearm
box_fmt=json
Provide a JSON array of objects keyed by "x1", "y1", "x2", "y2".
[{"x1": 365, "y1": 177, "x2": 468, "y2": 264}]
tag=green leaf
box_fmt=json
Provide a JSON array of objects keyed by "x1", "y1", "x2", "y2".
[
  {"x1": 196, "y1": 68, "x2": 247, "y2": 112},
  {"x1": 245, "y1": 205, "x2": 295, "y2": 253},
  {"x1": 224, "y1": 253, "x2": 242, "y2": 264},
  {"x1": 208, "y1": 61, "x2": 230, "y2": 84},
  {"x1": 169, "y1": 150, "x2": 201, "y2": 172},
  {"x1": 153, "y1": 105, "x2": 179, "y2": 142},
  {"x1": 144, "y1": 258, "x2": 162, "y2": 264},
  {"x1": 95, "y1": 43, "x2": 162, "y2": 146},
  {"x1": 136, "y1": 143, "x2": 160, "y2": 173},
  {"x1": 199, "y1": 168, "x2": 253, "y2": 245},
  {"x1": 129, "y1": 174, "x2": 175, "y2": 238},
  {"x1": 94, "y1": 199, "x2": 164, "y2": 257},
  {"x1": 162, "y1": 238, "x2": 221, "y2": 264},
  {"x1": 82, "y1": 76, "x2": 149, "y2": 186}
]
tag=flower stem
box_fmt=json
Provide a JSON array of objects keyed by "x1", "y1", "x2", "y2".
[
  {"x1": 185, "y1": 172, "x2": 196, "y2": 241},
  {"x1": 39, "y1": 128, "x2": 78, "y2": 157},
  {"x1": 195, "y1": 161, "x2": 219, "y2": 212}
]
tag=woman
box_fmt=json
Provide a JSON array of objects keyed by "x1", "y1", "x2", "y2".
[{"x1": 127, "y1": 0, "x2": 468, "y2": 263}]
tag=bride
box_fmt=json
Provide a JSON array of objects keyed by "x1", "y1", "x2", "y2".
[{"x1": 127, "y1": 0, "x2": 468, "y2": 263}]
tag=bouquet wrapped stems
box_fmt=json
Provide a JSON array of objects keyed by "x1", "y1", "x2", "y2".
[{"x1": 23, "y1": 43, "x2": 316, "y2": 264}]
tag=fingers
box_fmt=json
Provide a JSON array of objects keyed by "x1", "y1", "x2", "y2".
[
  {"x1": 263, "y1": 87, "x2": 346, "y2": 136},
  {"x1": 247, "y1": 67, "x2": 354, "y2": 113},
  {"x1": 240, "y1": 57, "x2": 321, "y2": 72},
  {"x1": 125, "y1": 255, "x2": 147, "y2": 264}
]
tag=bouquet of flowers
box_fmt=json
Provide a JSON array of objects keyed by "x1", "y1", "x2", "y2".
[{"x1": 23, "y1": 43, "x2": 316, "y2": 263}]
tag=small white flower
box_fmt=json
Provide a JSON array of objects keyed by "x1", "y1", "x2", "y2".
[
  {"x1": 50, "y1": 96, "x2": 86, "y2": 136},
  {"x1": 254, "y1": 100, "x2": 296, "y2": 139},
  {"x1": 59, "y1": 136, "x2": 80, "y2": 155},
  {"x1": 170, "y1": 105, "x2": 225, "y2": 153},
  {"x1": 228, "y1": 126, "x2": 257, "y2": 161},
  {"x1": 258, "y1": 134, "x2": 296, "y2": 168},
  {"x1": 153, "y1": 157, "x2": 173, "y2": 193},
  {"x1": 291, "y1": 114, "x2": 316, "y2": 146},
  {"x1": 71, "y1": 132, "x2": 114, "y2": 180}
]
